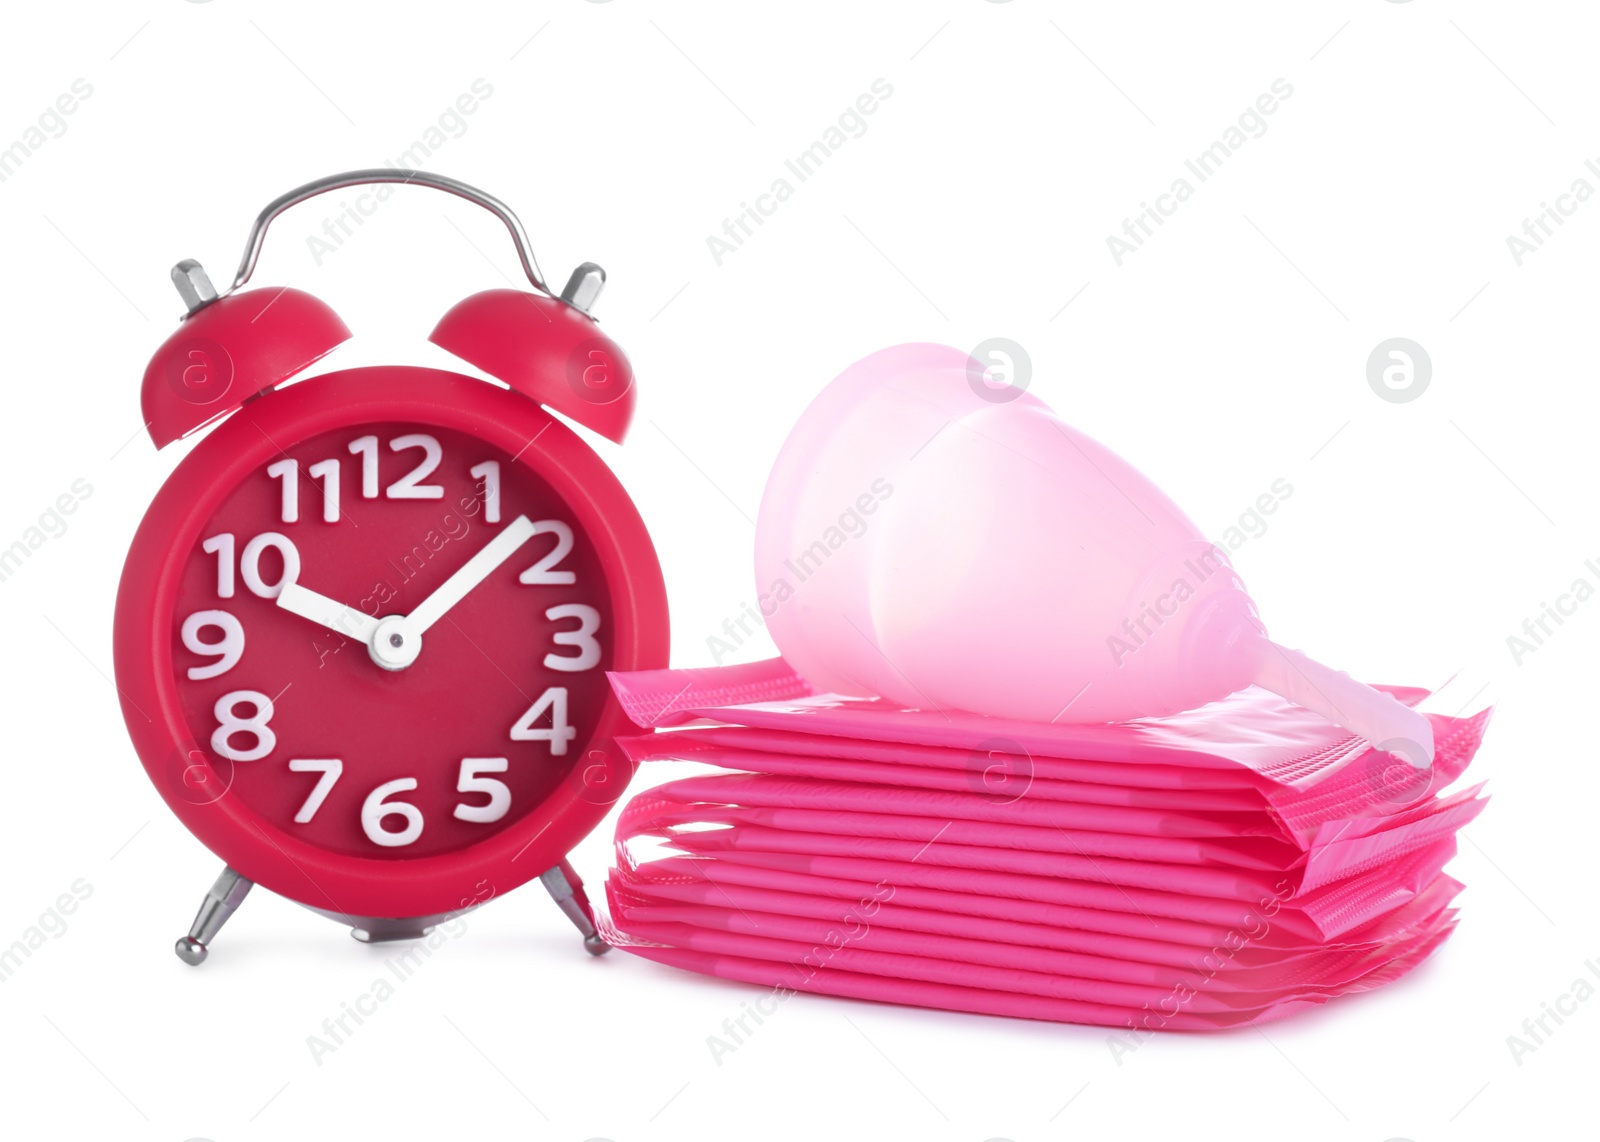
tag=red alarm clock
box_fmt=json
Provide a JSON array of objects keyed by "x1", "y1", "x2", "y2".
[{"x1": 113, "y1": 171, "x2": 669, "y2": 964}]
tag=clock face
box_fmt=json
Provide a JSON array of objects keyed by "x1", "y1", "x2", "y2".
[
  {"x1": 168, "y1": 419, "x2": 615, "y2": 860},
  {"x1": 117, "y1": 366, "x2": 669, "y2": 917}
]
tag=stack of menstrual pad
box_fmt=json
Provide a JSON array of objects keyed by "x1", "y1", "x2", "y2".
[{"x1": 601, "y1": 659, "x2": 1490, "y2": 1031}]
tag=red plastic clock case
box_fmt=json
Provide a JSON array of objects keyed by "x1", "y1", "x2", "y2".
[{"x1": 111, "y1": 170, "x2": 670, "y2": 961}]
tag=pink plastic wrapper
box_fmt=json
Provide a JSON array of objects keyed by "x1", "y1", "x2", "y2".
[
  {"x1": 611, "y1": 856, "x2": 1463, "y2": 970},
  {"x1": 602, "y1": 658, "x2": 1491, "y2": 1031},
  {"x1": 608, "y1": 659, "x2": 1481, "y2": 790},
  {"x1": 601, "y1": 899, "x2": 1459, "y2": 1031}
]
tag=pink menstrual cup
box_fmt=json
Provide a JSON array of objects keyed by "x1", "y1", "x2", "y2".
[{"x1": 754, "y1": 343, "x2": 1434, "y2": 767}]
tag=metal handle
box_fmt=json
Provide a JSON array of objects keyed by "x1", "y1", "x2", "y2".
[{"x1": 231, "y1": 169, "x2": 549, "y2": 294}]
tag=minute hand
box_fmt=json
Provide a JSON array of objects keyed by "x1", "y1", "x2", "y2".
[{"x1": 405, "y1": 515, "x2": 537, "y2": 634}]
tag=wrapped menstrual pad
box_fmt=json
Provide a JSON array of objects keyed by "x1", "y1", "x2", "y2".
[{"x1": 602, "y1": 659, "x2": 1490, "y2": 1031}]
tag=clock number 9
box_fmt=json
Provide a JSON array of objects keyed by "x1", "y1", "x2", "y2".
[{"x1": 181, "y1": 610, "x2": 245, "y2": 679}]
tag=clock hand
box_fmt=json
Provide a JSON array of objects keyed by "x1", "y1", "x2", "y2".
[
  {"x1": 403, "y1": 514, "x2": 538, "y2": 635},
  {"x1": 275, "y1": 517, "x2": 537, "y2": 673},
  {"x1": 276, "y1": 581, "x2": 382, "y2": 645}
]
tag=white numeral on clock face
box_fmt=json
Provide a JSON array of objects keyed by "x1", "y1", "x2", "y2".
[
  {"x1": 266, "y1": 458, "x2": 339, "y2": 523},
  {"x1": 201, "y1": 532, "x2": 301, "y2": 599},
  {"x1": 518, "y1": 520, "x2": 575, "y2": 585},
  {"x1": 347, "y1": 434, "x2": 445, "y2": 500},
  {"x1": 288, "y1": 758, "x2": 343, "y2": 823},
  {"x1": 470, "y1": 460, "x2": 501, "y2": 523},
  {"x1": 266, "y1": 459, "x2": 299, "y2": 523},
  {"x1": 203, "y1": 533, "x2": 236, "y2": 598},
  {"x1": 307, "y1": 459, "x2": 340, "y2": 522},
  {"x1": 387, "y1": 434, "x2": 444, "y2": 499},
  {"x1": 349, "y1": 435, "x2": 380, "y2": 498},
  {"x1": 544, "y1": 604, "x2": 601, "y2": 672},
  {"x1": 240, "y1": 532, "x2": 300, "y2": 598},
  {"x1": 454, "y1": 758, "x2": 511, "y2": 823},
  {"x1": 212, "y1": 690, "x2": 276, "y2": 762},
  {"x1": 362, "y1": 778, "x2": 424, "y2": 846},
  {"x1": 288, "y1": 761, "x2": 513, "y2": 837},
  {"x1": 190, "y1": 431, "x2": 610, "y2": 845},
  {"x1": 181, "y1": 610, "x2": 245, "y2": 679},
  {"x1": 510, "y1": 687, "x2": 576, "y2": 755}
]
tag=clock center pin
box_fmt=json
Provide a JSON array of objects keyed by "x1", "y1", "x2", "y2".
[{"x1": 368, "y1": 615, "x2": 421, "y2": 671}]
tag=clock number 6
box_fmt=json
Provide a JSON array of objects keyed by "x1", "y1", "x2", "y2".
[{"x1": 362, "y1": 778, "x2": 424, "y2": 847}]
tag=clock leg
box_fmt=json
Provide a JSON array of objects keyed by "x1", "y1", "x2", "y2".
[
  {"x1": 174, "y1": 865, "x2": 254, "y2": 966},
  {"x1": 540, "y1": 860, "x2": 608, "y2": 956}
]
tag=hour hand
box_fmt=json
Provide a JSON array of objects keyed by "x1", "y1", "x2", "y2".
[{"x1": 276, "y1": 581, "x2": 380, "y2": 645}]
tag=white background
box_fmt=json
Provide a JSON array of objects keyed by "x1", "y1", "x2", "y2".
[{"x1": 0, "y1": 2, "x2": 1594, "y2": 1139}]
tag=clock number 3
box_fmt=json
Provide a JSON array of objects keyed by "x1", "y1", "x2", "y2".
[{"x1": 544, "y1": 604, "x2": 601, "y2": 672}]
